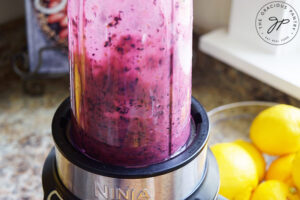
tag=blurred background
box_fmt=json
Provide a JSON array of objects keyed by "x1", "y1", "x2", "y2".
[
  {"x1": 0, "y1": 0, "x2": 299, "y2": 199},
  {"x1": 1, "y1": 0, "x2": 232, "y2": 32}
]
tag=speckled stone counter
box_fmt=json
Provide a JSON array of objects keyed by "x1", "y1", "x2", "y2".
[{"x1": 0, "y1": 19, "x2": 299, "y2": 200}]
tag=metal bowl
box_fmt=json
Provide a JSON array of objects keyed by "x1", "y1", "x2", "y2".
[{"x1": 208, "y1": 101, "x2": 277, "y2": 146}]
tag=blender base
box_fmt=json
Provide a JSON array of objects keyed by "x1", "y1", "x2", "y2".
[
  {"x1": 42, "y1": 97, "x2": 220, "y2": 200},
  {"x1": 43, "y1": 148, "x2": 220, "y2": 200}
]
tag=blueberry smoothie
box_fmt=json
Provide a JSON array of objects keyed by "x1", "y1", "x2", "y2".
[{"x1": 68, "y1": 0, "x2": 193, "y2": 167}]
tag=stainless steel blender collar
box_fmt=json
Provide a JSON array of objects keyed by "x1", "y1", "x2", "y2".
[{"x1": 45, "y1": 97, "x2": 215, "y2": 200}]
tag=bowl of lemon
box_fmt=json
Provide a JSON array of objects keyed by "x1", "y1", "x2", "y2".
[{"x1": 208, "y1": 102, "x2": 300, "y2": 200}]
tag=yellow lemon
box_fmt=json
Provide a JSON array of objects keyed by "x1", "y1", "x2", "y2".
[
  {"x1": 211, "y1": 143, "x2": 258, "y2": 199},
  {"x1": 233, "y1": 187, "x2": 253, "y2": 200},
  {"x1": 251, "y1": 180, "x2": 300, "y2": 200},
  {"x1": 266, "y1": 153, "x2": 296, "y2": 183},
  {"x1": 250, "y1": 104, "x2": 300, "y2": 156},
  {"x1": 234, "y1": 140, "x2": 266, "y2": 181},
  {"x1": 292, "y1": 151, "x2": 300, "y2": 191}
]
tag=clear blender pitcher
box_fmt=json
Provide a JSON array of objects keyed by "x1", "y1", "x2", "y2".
[{"x1": 68, "y1": 0, "x2": 193, "y2": 167}]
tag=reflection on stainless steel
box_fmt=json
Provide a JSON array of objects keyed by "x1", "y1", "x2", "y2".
[{"x1": 56, "y1": 147, "x2": 207, "y2": 200}]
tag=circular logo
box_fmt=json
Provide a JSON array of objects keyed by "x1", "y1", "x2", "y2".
[{"x1": 255, "y1": 1, "x2": 299, "y2": 45}]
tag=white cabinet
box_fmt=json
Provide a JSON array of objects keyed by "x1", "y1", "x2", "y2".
[{"x1": 200, "y1": 0, "x2": 300, "y2": 100}]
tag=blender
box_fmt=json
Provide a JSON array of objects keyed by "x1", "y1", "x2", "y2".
[{"x1": 42, "y1": 0, "x2": 220, "y2": 199}]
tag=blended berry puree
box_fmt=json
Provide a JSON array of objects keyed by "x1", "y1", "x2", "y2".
[{"x1": 68, "y1": 0, "x2": 193, "y2": 167}]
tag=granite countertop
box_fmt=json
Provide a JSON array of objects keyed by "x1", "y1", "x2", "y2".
[{"x1": 0, "y1": 19, "x2": 299, "y2": 200}]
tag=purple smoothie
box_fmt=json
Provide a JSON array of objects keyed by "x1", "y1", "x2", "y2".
[{"x1": 68, "y1": 0, "x2": 193, "y2": 167}]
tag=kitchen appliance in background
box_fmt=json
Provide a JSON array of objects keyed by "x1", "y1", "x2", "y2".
[
  {"x1": 25, "y1": 0, "x2": 68, "y2": 74},
  {"x1": 200, "y1": 0, "x2": 300, "y2": 100},
  {"x1": 15, "y1": 0, "x2": 69, "y2": 81},
  {"x1": 13, "y1": 0, "x2": 69, "y2": 94}
]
